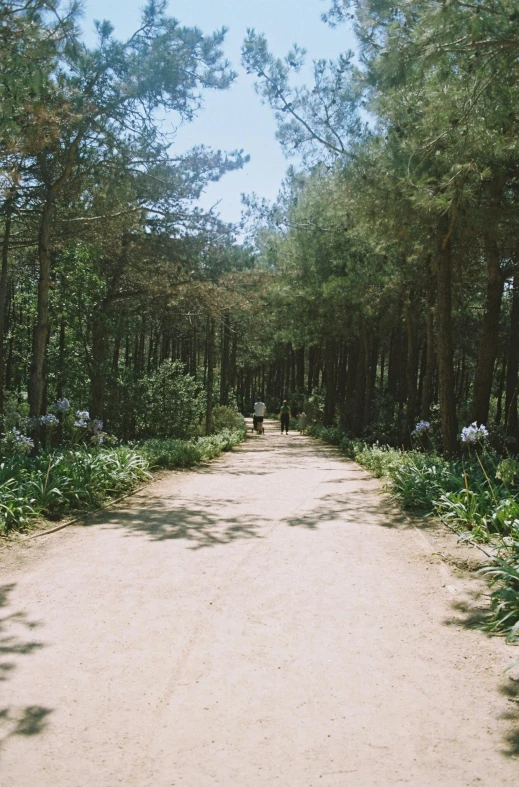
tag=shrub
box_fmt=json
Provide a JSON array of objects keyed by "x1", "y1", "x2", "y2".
[
  {"x1": 211, "y1": 406, "x2": 246, "y2": 434},
  {"x1": 0, "y1": 447, "x2": 150, "y2": 533},
  {"x1": 479, "y1": 525, "x2": 519, "y2": 642},
  {"x1": 137, "y1": 429, "x2": 245, "y2": 470},
  {"x1": 141, "y1": 360, "x2": 205, "y2": 439}
]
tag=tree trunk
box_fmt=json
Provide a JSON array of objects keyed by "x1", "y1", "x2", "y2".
[
  {"x1": 436, "y1": 222, "x2": 458, "y2": 455},
  {"x1": 323, "y1": 339, "x2": 337, "y2": 425},
  {"x1": 505, "y1": 269, "x2": 519, "y2": 446},
  {"x1": 365, "y1": 333, "x2": 378, "y2": 429},
  {"x1": 353, "y1": 324, "x2": 367, "y2": 435},
  {"x1": 29, "y1": 196, "x2": 53, "y2": 416},
  {"x1": 230, "y1": 325, "x2": 237, "y2": 395},
  {"x1": 471, "y1": 234, "x2": 503, "y2": 425},
  {"x1": 205, "y1": 318, "x2": 215, "y2": 434},
  {"x1": 56, "y1": 322, "x2": 66, "y2": 400},
  {"x1": 496, "y1": 357, "x2": 506, "y2": 425},
  {"x1": 421, "y1": 257, "x2": 435, "y2": 420},
  {"x1": 295, "y1": 346, "x2": 305, "y2": 393},
  {"x1": 91, "y1": 314, "x2": 109, "y2": 420},
  {"x1": 307, "y1": 346, "x2": 315, "y2": 394},
  {"x1": 220, "y1": 313, "x2": 231, "y2": 405},
  {"x1": 0, "y1": 198, "x2": 13, "y2": 424},
  {"x1": 405, "y1": 299, "x2": 419, "y2": 438}
]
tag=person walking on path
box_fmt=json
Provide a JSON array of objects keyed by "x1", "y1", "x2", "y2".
[
  {"x1": 298, "y1": 411, "x2": 307, "y2": 435},
  {"x1": 253, "y1": 398, "x2": 266, "y2": 434},
  {"x1": 280, "y1": 400, "x2": 291, "y2": 434}
]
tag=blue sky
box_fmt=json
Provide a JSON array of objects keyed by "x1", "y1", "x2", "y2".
[{"x1": 82, "y1": 1, "x2": 355, "y2": 225}]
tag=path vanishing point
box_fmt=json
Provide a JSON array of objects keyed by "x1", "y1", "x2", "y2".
[{"x1": 1, "y1": 420, "x2": 519, "y2": 786}]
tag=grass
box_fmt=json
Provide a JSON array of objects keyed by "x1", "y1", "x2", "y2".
[
  {"x1": 0, "y1": 427, "x2": 246, "y2": 535},
  {"x1": 308, "y1": 423, "x2": 519, "y2": 643},
  {"x1": 137, "y1": 428, "x2": 246, "y2": 469}
]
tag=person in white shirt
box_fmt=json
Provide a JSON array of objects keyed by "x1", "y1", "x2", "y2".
[{"x1": 253, "y1": 400, "x2": 266, "y2": 434}]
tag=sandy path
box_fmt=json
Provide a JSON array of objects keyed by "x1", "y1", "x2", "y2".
[{"x1": 1, "y1": 421, "x2": 518, "y2": 786}]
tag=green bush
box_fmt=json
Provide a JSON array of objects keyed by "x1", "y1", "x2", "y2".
[
  {"x1": 137, "y1": 428, "x2": 245, "y2": 470},
  {"x1": 479, "y1": 524, "x2": 519, "y2": 643},
  {"x1": 0, "y1": 447, "x2": 150, "y2": 534},
  {"x1": 310, "y1": 422, "x2": 519, "y2": 641},
  {"x1": 211, "y1": 406, "x2": 246, "y2": 434},
  {"x1": 141, "y1": 360, "x2": 205, "y2": 439},
  {"x1": 0, "y1": 428, "x2": 246, "y2": 534}
]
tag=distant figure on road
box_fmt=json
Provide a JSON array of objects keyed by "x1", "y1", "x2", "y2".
[
  {"x1": 280, "y1": 400, "x2": 291, "y2": 434},
  {"x1": 298, "y1": 411, "x2": 307, "y2": 435},
  {"x1": 253, "y1": 399, "x2": 266, "y2": 434}
]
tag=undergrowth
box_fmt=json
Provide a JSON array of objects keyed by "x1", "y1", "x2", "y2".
[
  {"x1": 309, "y1": 423, "x2": 519, "y2": 643},
  {"x1": 0, "y1": 428, "x2": 245, "y2": 535}
]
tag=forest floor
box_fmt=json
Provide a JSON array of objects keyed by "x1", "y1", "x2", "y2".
[{"x1": 1, "y1": 420, "x2": 519, "y2": 786}]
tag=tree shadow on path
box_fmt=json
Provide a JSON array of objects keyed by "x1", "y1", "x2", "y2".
[
  {"x1": 94, "y1": 496, "x2": 263, "y2": 550},
  {"x1": 443, "y1": 586, "x2": 519, "y2": 758},
  {"x1": 0, "y1": 584, "x2": 52, "y2": 752},
  {"x1": 284, "y1": 489, "x2": 419, "y2": 531}
]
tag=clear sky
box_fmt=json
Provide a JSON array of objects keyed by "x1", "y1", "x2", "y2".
[{"x1": 82, "y1": 1, "x2": 355, "y2": 225}]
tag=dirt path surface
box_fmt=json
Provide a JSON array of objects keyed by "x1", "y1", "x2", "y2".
[{"x1": 1, "y1": 421, "x2": 519, "y2": 786}]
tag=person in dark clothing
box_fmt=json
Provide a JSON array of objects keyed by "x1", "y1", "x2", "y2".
[{"x1": 279, "y1": 400, "x2": 291, "y2": 434}]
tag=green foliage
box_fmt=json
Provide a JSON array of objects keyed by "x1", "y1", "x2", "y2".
[
  {"x1": 211, "y1": 406, "x2": 246, "y2": 434},
  {"x1": 137, "y1": 428, "x2": 245, "y2": 470},
  {"x1": 480, "y1": 526, "x2": 519, "y2": 643},
  {"x1": 0, "y1": 447, "x2": 150, "y2": 534},
  {"x1": 311, "y1": 422, "x2": 519, "y2": 641},
  {"x1": 141, "y1": 361, "x2": 206, "y2": 439},
  {"x1": 0, "y1": 427, "x2": 246, "y2": 533}
]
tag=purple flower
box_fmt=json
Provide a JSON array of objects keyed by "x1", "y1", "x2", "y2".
[
  {"x1": 412, "y1": 420, "x2": 430, "y2": 435},
  {"x1": 74, "y1": 410, "x2": 90, "y2": 428},
  {"x1": 40, "y1": 414, "x2": 59, "y2": 427},
  {"x1": 461, "y1": 422, "x2": 489, "y2": 443}
]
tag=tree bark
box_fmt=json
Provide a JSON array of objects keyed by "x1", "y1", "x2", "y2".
[
  {"x1": 505, "y1": 268, "x2": 519, "y2": 445},
  {"x1": 353, "y1": 324, "x2": 367, "y2": 435},
  {"x1": 29, "y1": 196, "x2": 54, "y2": 416},
  {"x1": 471, "y1": 233, "x2": 503, "y2": 425},
  {"x1": 205, "y1": 318, "x2": 215, "y2": 434},
  {"x1": 405, "y1": 299, "x2": 419, "y2": 438},
  {"x1": 220, "y1": 313, "x2": 231, "y2": 405},
  {"x1": 421, "y1": 257, "x2": 435, "y2": 420},
  {"x1": 0, "y1": 197, "x2": 13, "y2": 424},
  {"x1": 365, "y1": 333, "x2": 378, "y2": 429},
  {"x1": 29, "y1": 130, "x2": 86, "y2": 417},
  {"x1": 323, "y1": 339, "x2": 337, "y2": 425},
  {"x1": 436, "y1": 221, "x2": 458, "y2": 455},
  {"x1": 91, "y1": 314, "x2": 109, "y2": 420},
  {"x1": 295, "y1": 346, "x2": 305, "y2": 393},
  {"x1": 56, "y1": 322, "x2": 66, "y2": 400}
]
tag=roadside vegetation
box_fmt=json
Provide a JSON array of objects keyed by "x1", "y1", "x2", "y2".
[
  {"x1": 310, "y1": 422, "x2": 519, "y2": 644},
  {"x1": 0, "y1": 427, "x2": 245, "y2": 536},
  {"x1": 0, "y1": 395, "x2": 245, "y2": 536}
]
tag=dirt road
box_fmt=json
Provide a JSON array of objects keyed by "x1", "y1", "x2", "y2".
[{"x1": 1, "y1": 421, "x2": 518, "y2": 786}]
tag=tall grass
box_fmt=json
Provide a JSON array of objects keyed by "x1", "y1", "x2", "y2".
[
  {"x1": 137, "y1": 428, "x2": 246, "y2": 469},
  {"x1": 309, "y1": 423, "x2": 519, "y2": 641},
  {"x1": 0, "y1": 428, "x2": 245, "y2": 534}
]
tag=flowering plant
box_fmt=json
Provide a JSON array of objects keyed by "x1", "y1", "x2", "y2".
[
  {"x1": 412, "y1": 420, "x2": 430, "y2": 435},
  {"x1": 2, "y1": 428, "x2": 34, "y2": 454},
  {"x1": 461, "y1": 422, "x2": 489, "y2": 444},
  {"x1": 74, "y1": 410, "x2": 90, "y2": 428},
  {"x1": 40, "y1": 413, "x2": 59, "y2": 427},
  {"x1": 52, "y1": 398, "x2": 70, "y2": 413}
]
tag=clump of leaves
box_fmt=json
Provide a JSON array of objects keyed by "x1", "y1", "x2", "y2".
[
  {"x1": 138, "y1": 429, "x2": 245, "y2": 470},
  {"x1": 479, "y1": 525, "x2": 519, "y2": 643}
]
